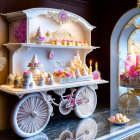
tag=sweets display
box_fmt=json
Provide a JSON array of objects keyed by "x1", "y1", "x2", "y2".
[
  {"x1": 28, "y1": 54, "x2": 43, "y2": 68},
  {"x1": 34, "y1": 26, "x2": 46, "y2": 43},
  {"x1": 53, "y1": 40, "x2": 88, "y2": 47},
  {"x1": 120, "y1": 53, "x2": 140, "y2": 87},
  {"x1": 53, "y1": 52, "x2": 94, "y2": 83},
  {"x1": 109, "y1": 113, "x2": 129, "y2": 123},
  {"x1": 6, "y1": 51, "x2": 101, "y2": 87},
  {"x1": 22, "y1": 71, "x2": 35, "y2": 89}
]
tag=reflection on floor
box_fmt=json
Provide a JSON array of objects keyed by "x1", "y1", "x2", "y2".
[{"x1": 1, "y1": 107, "x2": 140, "y2": 140}]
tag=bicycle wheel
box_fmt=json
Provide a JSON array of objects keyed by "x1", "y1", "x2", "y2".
[
  {"x1": 11, "y1": 93, "x2": 51, "y2": 137},
  {"x1": 118, "y1": 92, "x2": 139, "y2": 115},
  {"x1": 74, "y1": 86, "x2": 97, "y2": 118}
]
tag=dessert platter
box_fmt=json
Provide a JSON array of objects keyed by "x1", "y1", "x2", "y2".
[
  {"x1": 0, "y1": 8, "x2": 108, "y2": 137},
  {"x1": 108, "y1": 113, "x2": 129, "y2": 125}
]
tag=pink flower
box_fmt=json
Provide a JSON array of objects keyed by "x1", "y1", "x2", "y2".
[
  {"x1": 110, "y1": 116, "x2": 115, "y2": 122},
  {"x1": 38, "y1": 36, "x2": 45, "y2": 41},
  {"x1": 58, "y1": 69, "x2": 63, "y2": 74},
  {"x1": 66, "y1": 73, "x2": 72, "y2": 77},
  {"x1": 34, "y1": 63, "x2": 37, "y2": 66},
  {"x1": 132, "y1": 71, "x2": 139, "y2": 77},
  {"x1": 14, "y1": 19, "x2": 27, "y2": 43},
  {"x1": 120, "y1": 74, "x2": 124, "y2": 79},
  {"x1": 92, "y1": 72, "x2": 100, "y2": 79},
  {"x1": 129, "y1": 65, "x2": 135, "y2": 73}
]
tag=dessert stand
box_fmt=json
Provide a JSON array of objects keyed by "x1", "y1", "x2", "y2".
[
  {"x1": 0, "y1": 8, "x2": 108, "y2": 137},
  {"x1": 118, "y1": 14, "x2": 140, "y2": 115}
]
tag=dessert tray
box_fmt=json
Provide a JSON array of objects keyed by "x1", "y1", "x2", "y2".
[{"x1": 108, "y1": 113, "x2": 130, "y2": 125}]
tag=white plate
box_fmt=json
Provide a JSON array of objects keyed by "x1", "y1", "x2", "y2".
[{"x1": 108, "y1": 118, "x2": 129, "y2": 125}]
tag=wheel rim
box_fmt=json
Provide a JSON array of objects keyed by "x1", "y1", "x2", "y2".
[
  {"x1": 74, "y1": 86, "x2": 97, "y2": 118},
  {"x1": 75, "y1": 118, "x2": 97, "y2": 140},
  {"x1": 11, "y1": 93, "x2": 50, "y2": 137},
  {"x1": 118, "y1": 93, "x2": 139, "y2": 115},
  {"x1": 59, "y1": 130, "x2": 73, "y2": 140},
  {"x1": 59, "y1": 99, "x2": 72, "y2": 115}
]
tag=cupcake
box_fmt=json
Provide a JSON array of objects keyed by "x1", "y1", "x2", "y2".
[
  {"x1": 62, "y1": 40, "x2": 67, "y2": 45},
  {"x1": 67, "y1": 40, "x2": 72, "y2": 46},
  {"x1": 79, "y1": 41, "x2": 84, "y2": 46},
  {"x1": 75, "y1": 41, "x2": 80, "y2": 46},
  {"x1": 84, "y1": 41, "x2": 88, "y2": 46},
  {"x1": 55, "y1": 40, "x2": 61, "y2": 45},
  {"x1": 71, "y1": 40, "x2": 75, "y2": 46},
  {"x1": 23, "y1": 71, "x2": 32, "y2": 79}
]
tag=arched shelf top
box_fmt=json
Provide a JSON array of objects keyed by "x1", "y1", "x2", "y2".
[{"x1": 2, "y1": 8, "x2": 95, "y2": 31}]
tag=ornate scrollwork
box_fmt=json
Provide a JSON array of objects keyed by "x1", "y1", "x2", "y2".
[
  {"x1": 0, "y1": 51, "x2": 7, "y2": 71},
  {"x1": 46, "y1": 9, "x2": 78, "y2": 24},
  {"x1": 124, "y1": 15, "x2": 140, "y2": 30}
]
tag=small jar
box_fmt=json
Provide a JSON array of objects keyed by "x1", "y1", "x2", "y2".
[
  {"x1": 14, "y1": 75, "x2": 21, "y2": 88},
  {"x1": 38, "y1": 77, "x2": 45, "y2": 86},
  {"x1": 7, "y1": 74, "x2": 14, "y2": 86},
  {"x1": 49, "y1": 78, "x2": 54, "y2": 85}
]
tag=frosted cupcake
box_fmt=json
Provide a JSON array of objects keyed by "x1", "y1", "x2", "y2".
[
  {"x1": 84, "y1": 41, "x2": 88, "y2": 46},
  {"x1": 67, "y1": 40, "x2": 72, "y2": 46},
  {"x1": 62, "y1": 40, "x2": 67, "y2": 45},
  {"x1": 23, "y1": 71, "x2": 32, "y2": 79},
  {"x1": 55, "y1": 40, "x2": 61, "y2": 45}
]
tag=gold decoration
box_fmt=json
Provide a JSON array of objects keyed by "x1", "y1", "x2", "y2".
[
  {"x1": 47, "y1": 9, "x2": 78, "y2": 24},
  {"x1": 124, "y1": 15, "x2": 140, "y2": 30},
  {"x1": 51, "y1": 29, "x2": 74, "y2": 40},
  {"x1": 118, "y1": 90, "x2": 140, "y2": 115}
]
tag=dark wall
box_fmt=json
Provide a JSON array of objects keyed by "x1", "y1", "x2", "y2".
[{"x1": 0, "y1": 0, "x2": 137, "y2": 107}]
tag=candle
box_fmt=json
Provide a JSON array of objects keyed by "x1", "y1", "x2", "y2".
[
  {"x1": 95, "y1": 61, "x2": 98, "y2": 70},
  {"x1": 89, "y1": 60, "x2": 92, "y2": 74}
]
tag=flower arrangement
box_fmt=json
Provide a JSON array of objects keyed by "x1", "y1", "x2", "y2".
[{"x1": 14, "y1": 19, "x2": 27, "y2": 43}]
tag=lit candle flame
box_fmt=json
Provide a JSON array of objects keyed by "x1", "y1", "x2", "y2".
[
  {"x1": 90, "y1": 60, "x2": 92, "y2": 66},
  {"x1": 95, "y1": 61, "x2": 98, "y2": 70}
]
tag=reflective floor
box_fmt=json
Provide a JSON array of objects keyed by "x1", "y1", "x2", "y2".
[{"x1": 1, "y1": 107, "x2": 140, "y2": 140}]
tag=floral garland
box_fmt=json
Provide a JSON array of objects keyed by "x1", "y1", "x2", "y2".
[{"x1": 14, "y1": 18, "x2": 27, "y2": 43}]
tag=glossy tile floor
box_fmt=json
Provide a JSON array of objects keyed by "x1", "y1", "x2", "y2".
[{"x1": 1, "y1": 107, "x2": 140, "y2": 140}]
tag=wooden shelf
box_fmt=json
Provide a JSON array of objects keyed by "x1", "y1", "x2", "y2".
[
  {"x1": 0, "y1": 79, "x2": 108, "y2": 96},
  {"x1": 3, "y1": 43, "x2": 100, "y2": 50}
]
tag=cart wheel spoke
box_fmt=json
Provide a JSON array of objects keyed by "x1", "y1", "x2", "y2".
[
  {"x1": 11, "y1": 93, "x2": 51, "y2": 137},
  {"x1": 74, "y1": 86, "x2": 97, "y2": 118},
  {"x1": 118, "y1": 92, "x2": 139, "y2": 115}
]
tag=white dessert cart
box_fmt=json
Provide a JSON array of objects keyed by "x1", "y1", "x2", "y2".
[{"x1": 0, "y1": 8, "x2": 108, "y2": 138}]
